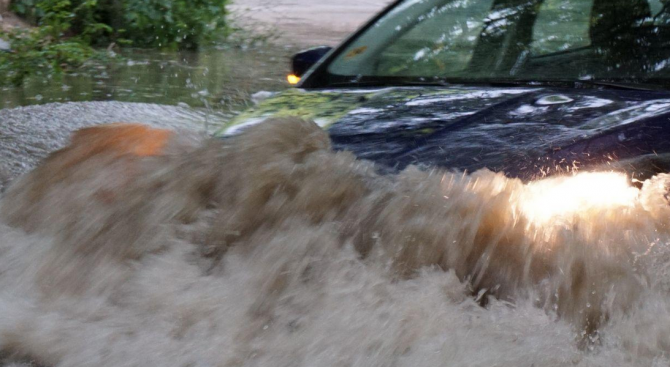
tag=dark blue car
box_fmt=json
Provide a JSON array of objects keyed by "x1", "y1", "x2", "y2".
[{"x1": 222, "y1": 0, "x2": 670, "y2": 182}]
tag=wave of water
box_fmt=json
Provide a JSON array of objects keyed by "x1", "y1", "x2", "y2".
[{"x1": 0, "y1": 118, "x2": 670, "y2": 366}]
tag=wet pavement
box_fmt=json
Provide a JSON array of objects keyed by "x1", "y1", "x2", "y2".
[
  {"x1": 0, "y1": 101, "x2": 227, "y2": 190},
  {"x1": 230, "y1": 0, "x2": 393, "y2": 46}
]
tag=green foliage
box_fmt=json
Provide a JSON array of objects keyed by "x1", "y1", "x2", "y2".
[
  {"x1": 2, "y1": 0, "x2": 230, "y2": 85},
  {"x1": 0, "y1": 0, "x2": 108, "y2": 86},
  {"x1": 123, "y1": 0, "x2": 229, "y2": 49},
  {"x1": 10, "y1": 0, "x2": 230, "y2": 50},
  {"x1": 0, "y1": 28, "x2": 98, "y2": 86}
]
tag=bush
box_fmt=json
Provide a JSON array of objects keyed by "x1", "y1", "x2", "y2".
[
  {"x1": 123, "y1": 0, "x2": 229, "y2": 49},
  {"x1": 0, "y1": 28, "x2": 97, "y2": 86},
  {"x1": 1, "y1": 0, "x2": 229, "y2": 85},
  {"x1": 0, "y1": 0, "x2": 107, "y2": 86},
  {"x1": 10, "y1": 0, "x2": 230, "y2": 50}
]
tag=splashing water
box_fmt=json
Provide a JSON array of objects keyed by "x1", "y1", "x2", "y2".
[
  {"x1": 0, "y1": 118, "x2": 670, "y2": 366},
  {"x1": 519, "y1": 172, "x2": 641, "y2": 225}
]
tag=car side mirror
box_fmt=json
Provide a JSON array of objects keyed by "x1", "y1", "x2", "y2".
[{"x1": 288, "y1": 46, "x2": 332, "y2": 84}]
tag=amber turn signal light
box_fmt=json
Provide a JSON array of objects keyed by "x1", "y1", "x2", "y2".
[{"x1": 287, "y1": 74, "x2": 301, "y2": 85}]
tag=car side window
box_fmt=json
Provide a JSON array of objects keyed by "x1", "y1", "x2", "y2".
[
  {"x1": 649, "y1": 0, "x2": 670, "y2": 24},
  {"x1": 375, "y1": 0, "x2": 495, "y2": 77},
  {"x1": 648, "y1": 0, "x2": 664, "y2": 15},
  {"x1": 327, "y1": 0, "x2": 670, "y2": 84},
  {"x1": 530, "y1": 0, "x2": 594, "y2": 56}
]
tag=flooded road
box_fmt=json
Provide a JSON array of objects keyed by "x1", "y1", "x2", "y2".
[
  {"x1": 0, "y1": 47, "x2": 294, "y2": 111},
  {"x1": 0, "y1": 0, "x2": 392, "y2": 110},
  {"x1": 3, "y1": 1, "x2": 670, "y2": 366},
  {"x1": 0, "y1": 0, "x2": 389, "y2": 185},
  {"x1": 0, "y1": 46, "x2": 295, "y2": 187}
]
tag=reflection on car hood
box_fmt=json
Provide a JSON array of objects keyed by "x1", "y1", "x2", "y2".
[{"x1": 221, "y1": 86, "x2": 670, "y2": 180}]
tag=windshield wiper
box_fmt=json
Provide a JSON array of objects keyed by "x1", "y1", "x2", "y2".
[{"x1": 574, "y1": 80, "x2": 664, "y2": 91}]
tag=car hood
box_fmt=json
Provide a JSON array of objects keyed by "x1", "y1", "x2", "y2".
[{"x1": 221, "y1": 86, "x2": 670, "y2": 180}]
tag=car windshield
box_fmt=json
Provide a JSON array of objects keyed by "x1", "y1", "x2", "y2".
[{"x1": 325, "y1": 0, "x2": 670, "y2": 88}]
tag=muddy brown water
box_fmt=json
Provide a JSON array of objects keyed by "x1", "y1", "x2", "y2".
[
  {"x1": 2, "y1": 3, "x2": 670, "y2": 364},
  {"x1": 0, "y1": 118, "x2": 669, "y2": 366}
]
